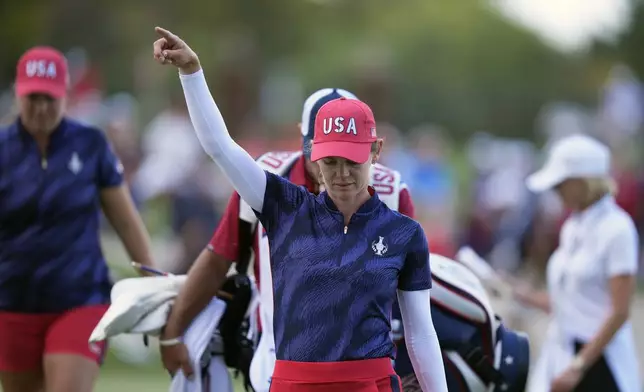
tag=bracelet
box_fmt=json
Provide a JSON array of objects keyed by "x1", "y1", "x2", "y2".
[
  {"x1": 159, "y1": 337, "x2": 182, "y2": 346},
  {"x1": 570, "y1": 356, "x2": 587, "y2": 372}
]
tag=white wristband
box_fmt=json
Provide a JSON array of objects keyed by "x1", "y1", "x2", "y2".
[
  {"x1": 159, "y1": 337, "x2": 182, "y2": 346},
  {"x1": 570, "y1": 355, "x2": 587, "y2": 372}
]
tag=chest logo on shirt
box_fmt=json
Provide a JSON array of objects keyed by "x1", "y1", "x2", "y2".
[
  {"x1": 68, "y1": 152, "x2": 83, "y2": 174},
  {"x1": 371, "y1": 236, "x2": 388, "y2": 256}
]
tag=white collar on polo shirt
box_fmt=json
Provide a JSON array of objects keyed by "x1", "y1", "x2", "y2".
[{"x1": 570, "y1": 194, "x2": 613, "y2": 222}]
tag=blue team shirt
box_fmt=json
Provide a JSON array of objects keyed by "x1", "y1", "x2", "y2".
[
  {"x1": 256, "y1": 171, "x2": 432, "y2": 362},
  {"x1": 0, "y1": 118, "x2": 123, "y2": 313}
]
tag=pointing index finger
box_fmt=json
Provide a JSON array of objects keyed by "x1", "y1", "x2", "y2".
[{"x1": 155, "y1": 26, "x2": 179, "y2": 44}]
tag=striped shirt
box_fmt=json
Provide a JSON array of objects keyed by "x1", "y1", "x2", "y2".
[
  {"x1": 0, "y1": 118, "x2": 123, "y2": 312},
  {"x1": 256, "y1": 171, "x2": 431, "y2": 361}
]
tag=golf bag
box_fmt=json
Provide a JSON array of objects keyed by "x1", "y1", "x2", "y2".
[
  {"x1": 392, "y1": 254, "x2": 530, "y2": 392},
  {"x1": 211, "y1": 219, "x2": 258, "y2": 391}
]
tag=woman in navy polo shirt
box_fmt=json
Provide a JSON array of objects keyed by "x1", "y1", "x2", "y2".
[
  {"x1": 153, "y1": 27, "x2": 448, "y2": 392},
  {"x1": 0, "y1": 46, "x2": 156, "y2": 392}
]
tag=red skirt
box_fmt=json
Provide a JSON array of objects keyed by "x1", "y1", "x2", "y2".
[{"x1": 270, "y1": 357, "x2": 402, "y2": 391}]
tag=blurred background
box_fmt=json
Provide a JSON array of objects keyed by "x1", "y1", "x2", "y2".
[{"x1": 3, "y1": 0, "x2": 644, "y2": 390}]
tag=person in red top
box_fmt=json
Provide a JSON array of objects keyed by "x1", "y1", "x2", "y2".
[{"x1": 160, "y1": 87, "x2": 415, "y2": 391}]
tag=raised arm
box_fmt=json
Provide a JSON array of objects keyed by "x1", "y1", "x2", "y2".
[{"x1": 153, "y1": 26, "x2": 266, "y2": 212}]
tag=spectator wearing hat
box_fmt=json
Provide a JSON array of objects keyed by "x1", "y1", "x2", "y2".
[
  {"x1": 0, "y1": 46, "x2": 156, "y2": 392},
  {"x1": 512, "y1": 135, "x2": 640, "y2": 392}
]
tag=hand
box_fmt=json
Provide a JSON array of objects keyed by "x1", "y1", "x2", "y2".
[
  {"x1": 512, "y1": 281, "x2": 534, "y2": 304},
  {"x1": 400, "y1": 373, "x2": 422, "y2": 392},
  {"x1": 153, "y1": 27, "x2": 201, "y2": 75},
  {"x1": 550, "y1": 367, "x2": 583, "y2": 392},
  {"x1": 159, "y1": 335, "x2": 194, "y2": 380},
  {"x1": 501, "y1": 273, "x2": 532, "y2": 304}
]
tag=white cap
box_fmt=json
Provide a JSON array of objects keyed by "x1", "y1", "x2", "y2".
[{"x1": 526, "y1": 134, "x2": 611, "y2": 192}]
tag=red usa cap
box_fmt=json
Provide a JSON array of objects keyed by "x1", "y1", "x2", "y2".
[
  {"x1": 311, "y1": 97, "x2": 377, "y2": 164},
  {"x1": 15, "y1": 46, "x2": 69, "y2": 99}
]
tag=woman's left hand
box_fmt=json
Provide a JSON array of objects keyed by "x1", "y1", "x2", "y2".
[{"x1": 550, "y1": 367, "x2": 583, "y2": 392}]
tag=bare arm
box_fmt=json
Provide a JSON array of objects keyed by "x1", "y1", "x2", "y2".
[
  {"x1": 573, "y1": 221, "x2": 638, "y2": 371},
  {"x1": 163, "y1": 248, "x2": 233, "y2": 338},
  {"x1": 100, "y1": 184, "x2": 155, "y2": 270},
  {"x1": 575, "y1": 274, "x2": 635, "y2": 369},
  {"x1": 163, "y1": 190, "x2": 255, "y2": 339},
  {"x1": 514, "y1": 286, "x2": 550, "y2": 313},
  {"x1": 506, "y1": 272, "x2": 550, "y2": 313}
]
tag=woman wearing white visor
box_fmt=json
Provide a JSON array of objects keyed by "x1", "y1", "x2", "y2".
[{"x1": 515, "y1": 134, "x2": 640, "y2": 392}]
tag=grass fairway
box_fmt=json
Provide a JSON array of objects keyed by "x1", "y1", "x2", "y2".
[
  {"x1": 95, "y1": 352, "x2": 245, "y2": 392},
  {"x1": 0, "y1": 349, "x2": 245, "y2": 392}
]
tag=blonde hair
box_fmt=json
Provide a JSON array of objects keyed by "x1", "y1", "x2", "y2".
[{"x1": 584, "y1": 177, "x2": 618, "y2": 201}]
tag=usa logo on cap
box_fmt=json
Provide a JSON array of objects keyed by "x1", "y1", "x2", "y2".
[
  {"x1": 15, "y1": 46, "x2": 69, "y2": 99},
  {"x1": 311, "y1": 98, "x2": 378, "y2": 164},
  {"x1": 26, "y1": 60, "x2": 58, "y2": 79}
]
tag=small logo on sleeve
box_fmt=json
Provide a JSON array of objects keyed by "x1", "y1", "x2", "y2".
[{"x1": 371, "y1": 236, "x2": 388, "y2": 256}]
